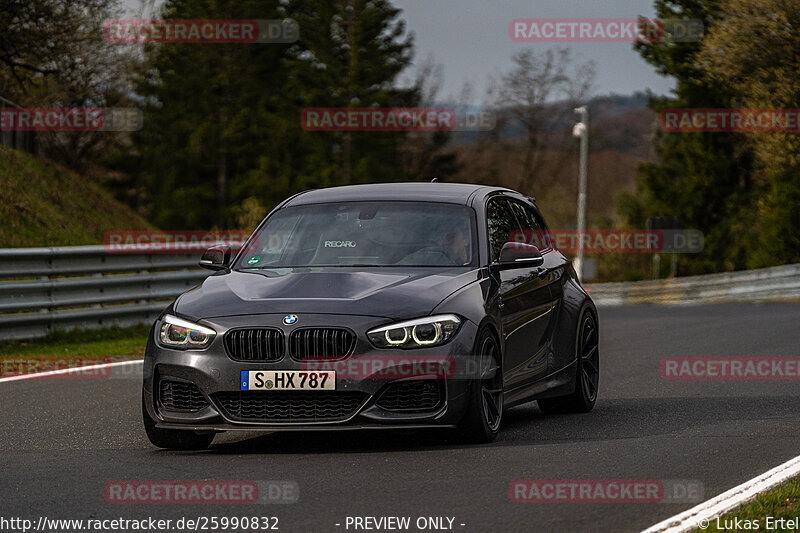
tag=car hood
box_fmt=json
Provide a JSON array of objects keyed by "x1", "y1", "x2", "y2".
[{"x1": 175, "y1": 268, "x2": 479, "y2": 320}]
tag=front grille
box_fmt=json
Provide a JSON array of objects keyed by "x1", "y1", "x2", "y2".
[
  {"x1": 288, "y1": 328, "x2": 356, "y2": 360},
  {"x1": 225, "y1": 328, "x2": 285, "y2": 362},
  {"x1": 159, "y1": 380, "x2": 209, "y2": 412},
  {"x1": 375, "y1": 380, "x2": 443, "y2": 412},
  {"x1": 213, "y1": 391, "x2": 366, "y2": 423}
]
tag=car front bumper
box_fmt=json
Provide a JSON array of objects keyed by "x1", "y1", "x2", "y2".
[{"x1": 143, "y1": 313, "x2": 480, "y2": 431}]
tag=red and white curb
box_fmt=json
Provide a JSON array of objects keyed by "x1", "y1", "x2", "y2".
[
  {"x1": 642, "y1": 454, "x2": 800, "y2": 532},
  {"x1": 0, "y1": 359, "x2": 143, "y2": 383}
]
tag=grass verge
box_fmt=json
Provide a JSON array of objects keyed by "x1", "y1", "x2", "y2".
[
  {"x1": 0, "y1": 144, "x2": 154, "y2": 247},
  {"x1": 0, "y1": 324, "x2": 150, "y2": 360},
  {"x1": 693, "y1": 476, "x2": 800, "y2": 532}
]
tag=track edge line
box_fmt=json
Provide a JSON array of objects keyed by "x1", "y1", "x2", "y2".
[
  {"x1": 641, "y1": 454, "x2": 800, "y2": 533},
  {"x1": 0, "y1": 359, "x2": 143, "y2": 383}
]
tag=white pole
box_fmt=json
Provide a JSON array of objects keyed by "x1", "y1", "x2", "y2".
[{"x1": 573, "y1": 106, "x2": 589, "y2": 281}]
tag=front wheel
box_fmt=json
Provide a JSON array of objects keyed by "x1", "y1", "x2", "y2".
[
  {"x1": 142, "y1": 391, "x2": 215, "y2": 450},
  {"x1": 457, "y1": 329, "x2": 503, "y2": 443},
  {"x1": 537, "y1": 309, "x2": 599, "y2": 414}
]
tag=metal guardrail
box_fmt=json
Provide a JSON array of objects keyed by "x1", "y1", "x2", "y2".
[
  {"x1": 587, "y1": 263, "x2": 800, "y2": 306},
  {"x1": 0, "y1": 244, "x2": 797, "y2": 340},
  {"x1": 0, "y1": 246, "x2": 211, "y2": 340}
]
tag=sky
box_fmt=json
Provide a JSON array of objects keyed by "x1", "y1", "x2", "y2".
[
  {"x1": 123, "y1": 0, "x2": 676, "y2": 104},
  {"x1": 393, "y1": 0, "x2": 675, "y2": 103}
]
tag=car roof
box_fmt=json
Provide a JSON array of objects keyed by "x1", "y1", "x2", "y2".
[{"x1": 283, "y1": 182, "x2": 517, "y2": 207}]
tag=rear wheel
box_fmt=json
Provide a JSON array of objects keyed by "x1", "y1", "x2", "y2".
[
  {"x1": 537, "y1": 309, "x2": 598, "y2": 414},
  {"x1": 457, "y1": 329, "x2": 503, "y2": 443},
  {"x1": 142, "y1": 391, "x2": 215, "y2": 450}
]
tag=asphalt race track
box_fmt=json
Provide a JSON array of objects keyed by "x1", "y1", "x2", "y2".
[{"x1": 1, "y1": 303, "x2": 799, "y2": 533}]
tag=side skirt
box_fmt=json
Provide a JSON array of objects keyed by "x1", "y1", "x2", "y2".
[{"x1": 502, "y1": 360, "x2": 577, "y2": 408}]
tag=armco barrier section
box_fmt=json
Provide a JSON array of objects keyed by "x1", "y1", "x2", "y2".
[
  {"x1": 0, "y1": 245, "x2": 797, "y2": 340},
  {"x1": 0, "y1": 246, "x2": 211, "y2": 340},
  {"x1": 586, "y1": 263, "x2": 800, "y2": 306}
]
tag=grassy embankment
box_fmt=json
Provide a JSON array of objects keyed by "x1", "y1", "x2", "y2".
[{"x1": 0, "y1": 145, "x2": 155, "y2": 361}]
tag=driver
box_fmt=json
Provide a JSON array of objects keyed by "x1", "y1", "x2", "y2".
[{"x1": 437, "y1": 224, "x2": 470, "y2": 265}]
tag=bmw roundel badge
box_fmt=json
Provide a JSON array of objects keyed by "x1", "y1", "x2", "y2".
[{"x1": 283, "y1": 314, "x2": 298, "y2": 325}]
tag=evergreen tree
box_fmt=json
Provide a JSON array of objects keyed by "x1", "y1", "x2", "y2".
[
  {"x1": 283, "y1": 0, "x2": 416, "y2": 185},
  {"x1": 125, "y1": 0, "x2": 429, "y2": 229},
  {"x1": 621, "y1": 0, "x2": 755, "y2": 273},
  {"x1": 126, "y1": 0, "x2": 290, "y2": 229}
]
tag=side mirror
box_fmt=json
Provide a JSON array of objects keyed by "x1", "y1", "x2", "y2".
[
  {"x1": 199, "y1": 245, "x2": 231, "y2": 271},
  {"x1": 496, "y1": 242, "x2": 544, "y2": 270}
]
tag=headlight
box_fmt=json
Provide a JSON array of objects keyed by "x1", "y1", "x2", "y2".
[
  {"x1": 158, "y1": 314, "x2": 216, "y2": 349},
  {"x1": 367, "y1": 314, "x2": 461, "y2": 349}
]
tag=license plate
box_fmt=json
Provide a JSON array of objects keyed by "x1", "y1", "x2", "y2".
[{"x1": 240, "y1": 370, "x2": 335, "y2": 391}]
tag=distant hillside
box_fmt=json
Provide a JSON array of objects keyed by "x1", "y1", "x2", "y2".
[
  {"x1": 452, "y1": 145, "x2": 648, "y2": 226},
  {"x1": 589, "y1": 94, "x2": 656, "y2": 160},
  {"x1": 449, "y1": 93, "x2": 656, "y2": 225},
  {"x1": 0, "y1": 145, "x2": 154, "y2": 247},
  {"x1": 449, "y1": 92, "x2": 655, "y2": 160}
]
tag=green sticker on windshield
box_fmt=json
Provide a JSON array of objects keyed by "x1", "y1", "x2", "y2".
[{"x1": 247, "y1": 256, "x2": 261, "y2": 265}]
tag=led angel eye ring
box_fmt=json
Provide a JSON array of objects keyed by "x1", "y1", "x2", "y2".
[{"x1": 385, "y1": 327, "x2": 409, "y2": 345}]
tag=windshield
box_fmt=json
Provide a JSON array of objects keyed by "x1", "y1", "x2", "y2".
[{"x1": 237, "y1": 201, "x2": 477, "y2": 268}]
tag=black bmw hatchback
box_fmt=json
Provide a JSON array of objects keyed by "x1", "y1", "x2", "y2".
[{"x1": 142, "y1": 183, "x2": 599, "y2": 449}]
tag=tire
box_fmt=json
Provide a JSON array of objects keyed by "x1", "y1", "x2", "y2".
[
  {"x1": 537, "y1": 309, "x2": 599, "y2": 414},
  {"x1": 457, "y1": 328, "x2": 503, "y2": 443},
  {"x1": 142, "y1": 391, "x2": 215, "y2": 450}
]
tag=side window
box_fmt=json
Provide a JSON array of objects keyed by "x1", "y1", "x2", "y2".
[
  {"x1": 509, "y1": 200, "x2": 554, "y2": 251},
  {"x1": 509, "y1": 201, "x2": 541, "y2": 231},
  {"x1": 486, "y1": 198, "x2": 520, "y2": 262}
]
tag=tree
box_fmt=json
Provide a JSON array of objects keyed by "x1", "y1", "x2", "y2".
[
  {"x1": 696, "y1": 0, "x2": 800, "y2": 267},
  {"x1": 398, "y1": 57, "x2": 460, "y2": 180},
  {"x1": 492, "y1": 48, "x2": 595, "y2": 191},
  {"x1": 0, "y1": 0, "x2": 104, "y2": 95},
  {"x1": 124, "y1": 0, "x2": 291, "y2": 228},
  {"x1": 622, "y1": 0, "x2": 756, "y2": 273},
  {"x1": 123, "y1": 0, "x2": 428, "y2": 229},
  {"x1": 284, "y1": 0, "x2": 417, "y2": 185},
  {"x1": 0, "y1": 0, "x2": 138, "y2": 170}
]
